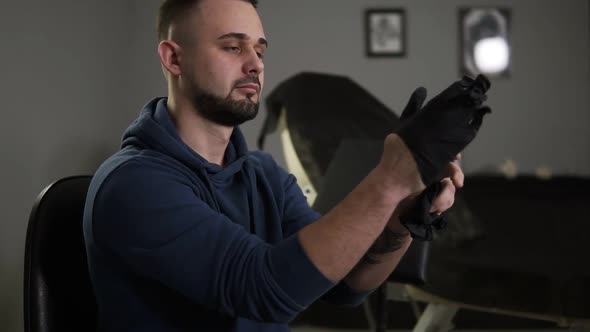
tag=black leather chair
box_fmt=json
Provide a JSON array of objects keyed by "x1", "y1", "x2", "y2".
[
  {"x1": 24, "y1": 175, "x2": 96, "y2": 332},
  {"x1": 259, "y1": 73, "x2": 429, "y2": 331}
]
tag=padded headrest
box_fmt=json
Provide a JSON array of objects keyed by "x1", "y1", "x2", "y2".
[{"x1": 259, "y1": 72, "x2": 400, "y2": 189}]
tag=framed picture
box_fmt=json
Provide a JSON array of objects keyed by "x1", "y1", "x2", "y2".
[{"x1": 365, "y1": 9, "x2": 406, "y2": 57}]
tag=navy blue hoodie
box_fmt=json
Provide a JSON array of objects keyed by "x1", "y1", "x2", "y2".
[{"x1": 83, "y1": 98, "x2": 368, "y2": 332}]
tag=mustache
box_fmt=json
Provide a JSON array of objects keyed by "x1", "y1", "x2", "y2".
[{"x1": 234, "y1": 76, "x2": 260, "y2": 88}]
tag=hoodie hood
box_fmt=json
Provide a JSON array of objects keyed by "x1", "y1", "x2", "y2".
[{"x1": 121, "y1": 97, "x2": 251, "y2": 181}]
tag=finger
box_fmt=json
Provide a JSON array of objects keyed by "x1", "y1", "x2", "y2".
[
  {"x1": 455, "y1": 153, "x2": 462, "y2": 161},
  {"x1": 430, "y1": 178, "x2": 456, "y2": 213},
  {"x1": 447, "y1": 162, "x2": 465, "y2": 188},
  {"x1": 400, "y1": 87, "x2": 427, "y2": 121},
  {"x1": 435, "y1": 78, "x2": 472, "y2": 103},
  {"x1": 475, "y1": 74, "x2": 491, "y2": 92}
]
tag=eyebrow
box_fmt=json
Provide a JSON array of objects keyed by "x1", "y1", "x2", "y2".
[{"x1": 217, "y1": 32, "x2": 268, "y2": 47}]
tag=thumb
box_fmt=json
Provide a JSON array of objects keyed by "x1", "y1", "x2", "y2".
[{"x1": 400, "y1": 87, "x2": 427, "y2": 121}]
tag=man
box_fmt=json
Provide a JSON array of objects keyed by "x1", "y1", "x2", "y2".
[{"x1": 83, "y1": 0, "x2": 490, "y2": 331}]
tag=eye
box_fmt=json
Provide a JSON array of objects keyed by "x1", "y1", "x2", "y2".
[
  {"x1": 224, "y1": 46, "x2": 241, "y2": 53},
  {"x1": 256, "y1": 52, "x2": 264, "y2": 59}
]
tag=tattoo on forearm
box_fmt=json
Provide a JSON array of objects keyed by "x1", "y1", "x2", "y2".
[
  {"x1": 372, "y1": 228, "x2": 408, "y2": 254},
  {"x1": 361, "y1": 228, "x2": 409, "y2": 265}
]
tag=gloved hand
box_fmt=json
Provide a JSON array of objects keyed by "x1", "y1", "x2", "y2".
[
  {"x1": 399, "y1": 182, "x2": 447, "y2": 241},
  {"x1": 397, "y1": 74, "x2": 492, "y2": 186}
]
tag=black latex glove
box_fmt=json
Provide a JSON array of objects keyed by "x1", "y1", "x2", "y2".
[
  {"x1": 397, "y1": 74, "x2": 492, "y2": 186},
  {"x1": 400, "y1": 182, "x2": 447, "y2": 241}
]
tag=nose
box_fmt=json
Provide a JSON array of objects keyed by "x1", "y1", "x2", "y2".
[{"x1": 243, "y1": 49, "x2": 264, "y2": 77}]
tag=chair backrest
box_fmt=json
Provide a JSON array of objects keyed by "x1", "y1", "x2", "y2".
[
  {"x1": 261, "y1": 72, "x2": 429, "y2": 286},
  {"x1": 24, "y1": 176, "x2": 96, "y2": 332}
]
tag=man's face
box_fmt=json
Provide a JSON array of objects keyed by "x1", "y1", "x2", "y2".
[{"x1": 179, "y1": 0, "x2": 266, "y2": 127}]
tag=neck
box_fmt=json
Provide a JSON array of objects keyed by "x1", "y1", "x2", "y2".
[{"x1": 167, "y1": 94, "x2": 233, "y2": 167}]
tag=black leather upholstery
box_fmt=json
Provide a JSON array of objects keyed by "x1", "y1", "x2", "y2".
[
  {"x1": 24, "y1": 176, "x2": 96, "y2": 332},
  {"x1": 422, "y1": 175, "x2": 590, "y2": 320}
]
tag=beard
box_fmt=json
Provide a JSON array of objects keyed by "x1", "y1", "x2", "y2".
[{"x1": 189, "y1": 79, "x2": 260, "y2": 127}]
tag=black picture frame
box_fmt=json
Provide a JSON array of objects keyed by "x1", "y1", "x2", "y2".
[{"x1": 365, "y1": 9, "x2": 406, "y2": 57}]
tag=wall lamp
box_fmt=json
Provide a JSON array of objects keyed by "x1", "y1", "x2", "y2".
[{"x1": 460, "y1": 8, "x2": 511, "y2": 78}]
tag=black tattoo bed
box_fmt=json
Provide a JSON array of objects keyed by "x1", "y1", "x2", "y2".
[{"x1": 259, "y1": 72, "x2": 590, "y2": 331}]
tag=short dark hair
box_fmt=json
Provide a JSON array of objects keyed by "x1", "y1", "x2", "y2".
[{"x1": 157, "y1": 0, "x2": 259, "y2": 42}]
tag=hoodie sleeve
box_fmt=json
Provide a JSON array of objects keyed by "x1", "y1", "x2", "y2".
[{"x1": 90, "y1": 159, "x2": 335, "y2": 324}]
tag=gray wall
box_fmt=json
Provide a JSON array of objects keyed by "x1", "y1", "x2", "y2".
[
  {"x1": 255, "y1": 0, "x2": 590, "y2": 175},
  {"x1": 0, "y1": 1, "x2": 133, "y2": 330},
  {"x1": 1, "y1": 0, "x2": 588, "y2": 331}
]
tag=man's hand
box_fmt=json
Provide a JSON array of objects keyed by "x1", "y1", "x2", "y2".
[
  {"x1": 429, "y1": 154, "x2": 464, "y2": 215},
  {"x1": 376, "y1": 133, "x2": 426, "y2": 198},
  {"x1": 392, "y1": 155, "x2": 464, "y2": 240},
  {"x1": 396, "y1": 75, "x2": 491, "y2": 187}
]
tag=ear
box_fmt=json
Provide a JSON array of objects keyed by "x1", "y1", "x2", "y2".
[{"x1": 158, "y1": 40, "x2": 182, "y2": 77}]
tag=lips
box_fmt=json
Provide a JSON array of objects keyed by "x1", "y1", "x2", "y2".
[{"x1": 235, "y1": 83, "x2": 260, "y2": 93}]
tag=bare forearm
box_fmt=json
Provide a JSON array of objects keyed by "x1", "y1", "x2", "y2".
[
  {"x1": 298, "y1": 166, "x2": 407, "y2": 282},
  {"x1": 298, "y1": 134, "x2": 422, "y2": 283},
  {"x1": 338, "y1": 137, "x2": 465, "y2": 291},
  {"x1": 343, "y1": 221, "x2": 412, "y2": 291}
]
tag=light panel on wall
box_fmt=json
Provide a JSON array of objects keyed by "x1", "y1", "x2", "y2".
[{"x1": 460, "y1": 8, "x2": 511, "y2": 78}]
